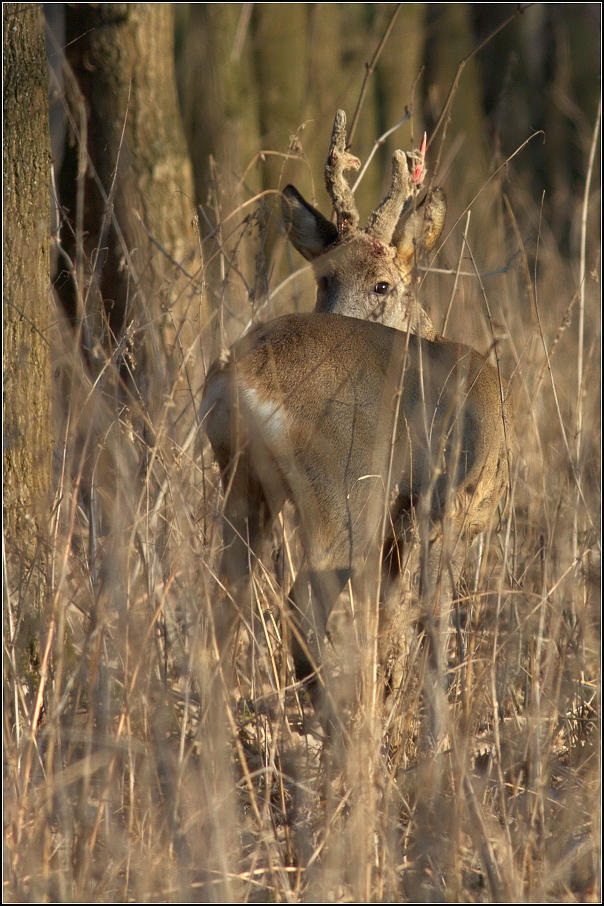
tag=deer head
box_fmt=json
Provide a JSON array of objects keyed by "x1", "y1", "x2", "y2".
[{"x1": 281, "y1": 109, "x2": 446, "y2": 337}]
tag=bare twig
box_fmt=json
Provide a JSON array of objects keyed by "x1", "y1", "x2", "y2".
[
  {"x1": 347, "y1": 4, "x2": 403, "y2": 148},
  {"x1": 573, "y1": 96, "x2": 601, "y2": 560},
  {"x1": 351, "y1": 113, "x2": 411, "y2": 193},
  {"x1": 503, "y1": 195, "x2": 593, "y2": 526},
  {"x1": 440, "y1": 209, "x2": 471, "y2": 336},
  {"x1": 421, "y1": 130, "x2": 544, "y2": 290},
  {"x1": 231, "y1": 2, "x2": 253, "y2": 61},
  {"x1": 429, "y1": 5, "x2": 533, "y2": 153}
]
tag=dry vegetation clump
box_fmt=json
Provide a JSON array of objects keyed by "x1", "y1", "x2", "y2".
[{"x1": 4, "y1": 120, "x2": 600, "y2": 904}]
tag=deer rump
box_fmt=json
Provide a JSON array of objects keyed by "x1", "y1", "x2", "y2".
[{"x1": 203, "y1": 313, "x2": 503, "y2": 660}]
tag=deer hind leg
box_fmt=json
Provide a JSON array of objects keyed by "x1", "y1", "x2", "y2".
[
  {"x1": 378, "y1": 521, "x2": 421, "y2": 709},
  {"x1": 416, "y1": 516, "x2": 467, "y2": 748},
  {"x1": 285, "y1": 495, "x2": 357, "y2": 731},
  {"x1": 215, "y1": 448, "x2": 286, "y2": 647},
  {"x1": 287, "y1": 554, "x2": 352, "y2": 686},
  {"x1": 287, "y1": 563, "x2": 352, "y2": 737},
  {"x1": 379, "y1": 509, "x2": 466, "y2": 751}
]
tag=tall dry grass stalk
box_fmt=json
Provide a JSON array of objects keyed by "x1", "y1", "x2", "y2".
[{"x1": 4, "y1": 106, "x2": 600, "y2": 902}]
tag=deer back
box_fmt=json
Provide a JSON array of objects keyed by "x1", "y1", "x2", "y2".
[{"x1": 203, "y1": 313, "x2": 507, "y2": 542}]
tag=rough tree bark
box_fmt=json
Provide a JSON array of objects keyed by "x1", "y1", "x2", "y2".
[
  {"x1": 53, "y1": 3, "x2": 204, "y2": 422},
  {"x1": 3, "y1": 2, "x2": 53, "y2": 682}
]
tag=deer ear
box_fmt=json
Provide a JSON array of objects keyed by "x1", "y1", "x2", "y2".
[
  {"x1": 393, "y1": 187, "x2": 447, "y2": 267},
  {"x1": 282, "y1": 185, "x2": 339, "y2": 260}
]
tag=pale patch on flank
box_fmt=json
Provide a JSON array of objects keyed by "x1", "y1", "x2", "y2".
[{"x1": 241, "y1": 384, "x2": 287, "y2": 440}]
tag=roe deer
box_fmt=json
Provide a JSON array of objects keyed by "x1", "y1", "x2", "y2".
[{"x1": 201, "y1": 111, "x2": 511, "y2": 729}]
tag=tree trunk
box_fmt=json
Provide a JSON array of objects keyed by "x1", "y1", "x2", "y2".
[
  {"x1": 424, "y1": 3, "x2": 493, "y2": 232},
  {"x1": 3, "y1": 2, "x2": 53, "y2": 685},
  {"x1": 252, "y1": 3, "x2": 308, "y2": 193},
  {"x1": 175, "y1": 4, "x2": 261, "y2": 208},
  {"x1": 53, "y1": 2, "x2": 204, "y2": 421},
  {"x1": 377, "y1": 4, "x2": 427, "y2": 166},
  {"x1": 175, "y1": 3, "x2": 262, "y2": 343}
]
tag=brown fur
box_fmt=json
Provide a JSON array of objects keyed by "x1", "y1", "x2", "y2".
[
  {"x1": 202, "y1": 314, "x2": 511, "y2": 726},
  {"x1": 201, "y1": 114, "x2": 511, "y2": 730}
]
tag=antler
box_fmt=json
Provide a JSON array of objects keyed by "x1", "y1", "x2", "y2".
[
  {"x1": 324, "y1": 109, "x2": 361, "y2": 235},
  {"x1": 365, "y1": 150, "x2": 412, "y2": 243},
  {"x1": 366, "y1": 133, "x2": 427, "y2": 243},
  {"x1": 324, "y1": 114, "x2": 436, "y2": 251}
]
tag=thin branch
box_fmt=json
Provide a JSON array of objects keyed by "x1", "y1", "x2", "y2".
[
  {"x1": 575, "y1": 97, "x2": 601, "y2": 459},
  {"x1": 347, "y1": 4, "x2": 403, "y2": 148},
  {"x1": 440, "y1": 210, "x2": 471, "y2": 336},
  {"x1": 351, "y1": 113, "x2": 411, "y2": 193},
  {"x1": 503, "y1": 195, "x2": 593, "y2": 528},
  {"x1": 429, "y1": 5, "x2": 534, "y2": 153},
  {"x1": 420, "y1": 130, "x2": 544, "y2": 295},
  {"x1": 573, "y1": 95, "x2": 600, "y2": 562},
  {"x1": 231, "y1": 2, "x2": 253, "y2": 61},
  {"x1": 133, "y1": 210, "x2": 203, "y2": 289}
]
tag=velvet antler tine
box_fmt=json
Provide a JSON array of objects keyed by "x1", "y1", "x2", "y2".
[
  {"x1": 365, "y1": 150, "x2": 413, "y2": 243},
  {"x1": 324, "y1": 109, "x2": 361, "y2": 234}
]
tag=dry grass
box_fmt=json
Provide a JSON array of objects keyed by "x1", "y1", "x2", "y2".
[{"x1": 3, "y1": 113, "x2": 600, "y2": 903}]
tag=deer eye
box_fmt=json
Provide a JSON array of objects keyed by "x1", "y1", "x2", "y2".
[{"x1": 374, "y1": 281, "x2": 390, "y2": 295}]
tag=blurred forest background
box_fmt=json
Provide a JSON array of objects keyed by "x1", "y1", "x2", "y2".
[
  {"x1": 3, "y1": 3, "x2": 601, "y2": 902},
  {"x1": 45, "y1": 2, "x2": 602, "y2": 345}
]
